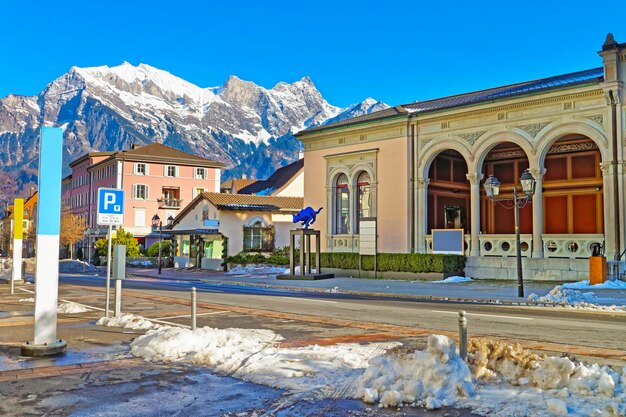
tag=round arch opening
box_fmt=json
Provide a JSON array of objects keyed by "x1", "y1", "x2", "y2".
[
  {"x1": 480, "y1": 142, "x2": 531, "y2": 235},
  {"x1": 427, "y1": 150, "x2": 470, "y2": 233}
]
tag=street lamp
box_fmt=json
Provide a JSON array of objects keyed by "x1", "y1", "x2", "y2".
[
  {"x1": 483, "y1": 169, "x2": 536, "y2": 298},
  {"x1": 151, "y1": 214, "x2": 163, "y2": 274}
]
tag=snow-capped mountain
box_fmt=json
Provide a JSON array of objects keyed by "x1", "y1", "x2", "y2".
[{"x1": 0, "y1": 62, "x2": 387, "y2": 197}]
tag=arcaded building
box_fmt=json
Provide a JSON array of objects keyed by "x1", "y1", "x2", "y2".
[{"x1": 296, "y1": 34, "x2": 626, "y2": 280}]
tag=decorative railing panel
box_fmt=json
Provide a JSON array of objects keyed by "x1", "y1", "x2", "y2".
[
  {"x1": 328, "y1": 234, "x2": 360, "y2": 252},
  {"x1": 542, "y1": 234, "x2": 604, "y2": 259},
  {"x1": 478, "y1": 234, "x2": 532, "y2": 257}
]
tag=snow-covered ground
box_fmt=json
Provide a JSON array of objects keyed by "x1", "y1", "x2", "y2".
[
  {"x1": 227, "y1": 266, "x2": 288, "y2": 275},
  {"x1": 360, "y1": 336, "x2": 625, "y2": 416},
  {"x1": 97, "y1": 313, "x2": 159, "y2": 330},
  {"x1": 18, "y1": 297, "x2": 34, "y2": 303},
  {"x1": 433, "y1": 276, "x2": 473, "y2": 284},
  {"x1": 125, "y1": 317, "x2": 625, "y2": 416},
  {"x1": 528, "y1": 286, "x2": 626, "y2": 312},
  {"x1": 563, "y1": 279, "x2": 626, "y2": 290},
  {"x1": 57, "y1": 301, "x2": 91, "y2": 314}
]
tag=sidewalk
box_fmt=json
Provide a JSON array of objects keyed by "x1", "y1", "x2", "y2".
[{"x1": 125, "y1": 267, "x2": 626, "y2": 306}]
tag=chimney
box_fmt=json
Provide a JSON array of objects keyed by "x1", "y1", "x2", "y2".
[
  {"x1": 30, "y1": 187, "x2": 35, "y2": 197},
  {"x1": 298, "y1": 151, "x2": 304, "y2": 160},
  {"x1": 242, "y1": 174, "x2": 247, "y2": 180},
  {"x1": 130, "y1": 142, "x2": 136, "y2": 150}
]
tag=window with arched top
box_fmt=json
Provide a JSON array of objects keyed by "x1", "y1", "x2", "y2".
[
  {"x1": 243, "y1": 220, "x2": 274, "y2": 251},
  {"x1": 335, "y1": 174, "x2": 350, "y2": 234},
  {"x1": 355, "y1": 171, "x2": 371, "y2": 233}
]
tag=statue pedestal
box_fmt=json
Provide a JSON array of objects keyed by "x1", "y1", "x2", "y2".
[{"x1": 277, "y1": 229, "x2": 334, "y2": 280}]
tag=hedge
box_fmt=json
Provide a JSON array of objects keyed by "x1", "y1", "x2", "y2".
[
  {"x1": 320, "y1": 252, "x2": 464, "y2": 274},
  {"x1": 227, "y1": 250, "x2": 464, "y2": 274}
]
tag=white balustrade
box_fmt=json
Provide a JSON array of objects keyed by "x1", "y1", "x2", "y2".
[
  {"x1": 542, "y1": 234, "x2": 604, "y2": 259},
  {"x1": 328, "y1": 234, "x2": 360, "y2": 252},
  {"x1": 478, "y1": 234, "x2": 533, "y2": 257}
]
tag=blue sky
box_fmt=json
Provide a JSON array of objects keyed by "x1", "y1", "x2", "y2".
[{"x1": 1, "y1": 0, "x2": 625, "y2": 107}]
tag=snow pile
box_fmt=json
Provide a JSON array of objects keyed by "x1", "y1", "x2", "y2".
[
  {"x1": 97, "y1": 313, "x2": 158, "y2": 330},
  {"x1": 433, "y1": 276, "x2": 473, "y2": 284},
  {"x1": 128, "y1": 260, "x2": 153, "y2": 267},
  {"x1": 18, "y1": 297, "x2": 34, "y2": 303},
  {"x1": 528, "y1": 286, "x2": 626, "y2": 311},
  {"x1": 58, "y1": 259, "x2": 99, "y2": 274},
  {"x1": 357, "y1": 335, "x2": 475, "y2": 409},
  {"x1": 325, "y1": 286, "x2": 342, "y2": 293},
  {"x1": 227, "y1": 265, "x2": 287, "y2": 275},
  {"x1": 464, "y1": 338, "x2": 626, "y2": 417},
  {"x1": 131, "y1": 325, "x2": 397, "y2": 394},
  {"x1": 57, "y1": 301, "x2": 91, "y2": 314},
  {"x1": 563, "y1": 279, "x2": 626, "y2": 290}
]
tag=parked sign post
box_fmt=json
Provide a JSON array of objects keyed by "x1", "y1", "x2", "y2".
[{"x1": 97, "y1": 188, "x2": 124, "y2": 318}]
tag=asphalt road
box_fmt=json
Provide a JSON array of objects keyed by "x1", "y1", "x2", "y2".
[{"x1": 58, "y1": 273, "x2": 626, "y2": 361}]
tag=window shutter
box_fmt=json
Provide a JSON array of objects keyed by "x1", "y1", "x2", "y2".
[
  {"x1": 145, "y1": 164, "x2": 150, "y2": 175},
  {"x1": 132, "y1": 184, "x2": 137, "y2": 199},
  {"x1": 176, "y1": 166, "x2": 180, "y2": 177},
  {"x1": 145, "y1": 185, "x2": 149, "y2": 200}
]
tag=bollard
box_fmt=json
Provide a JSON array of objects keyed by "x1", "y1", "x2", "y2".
[
  {"x1": 458, "y1": 310, "x2": 467, "y2": 361},
  {"x1": 191, "y1": 287, "x2": 197, "y2": 331}
]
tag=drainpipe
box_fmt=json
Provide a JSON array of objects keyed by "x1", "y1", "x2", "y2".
[{"x1": 609, "y1": 90, "x2": 621, "y2": 261}]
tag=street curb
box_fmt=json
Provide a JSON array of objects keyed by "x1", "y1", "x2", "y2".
[{"x1": 125, "y1": 272, "x2": 626, "y2": 314}]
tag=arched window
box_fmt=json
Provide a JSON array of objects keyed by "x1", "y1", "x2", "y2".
[
  {"x1": 356, "y1": 171, "x2": 371, "y2": 233},
  {"x1": 243, "y1": 220, "x2": 274, "y2": 251},
  {"x1": 335, "y1": 174, "x2": 349, "y2": 234}
]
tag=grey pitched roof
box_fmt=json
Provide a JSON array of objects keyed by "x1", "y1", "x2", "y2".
[
  {"x1": 403, "y1": 67, "x2": 604, "y2": 114},
  {"x1": 238, "y1": 159, "x2": 304, "y2": 195},
  {"x1": 297, "y1": 68, "x2": 604, "y2": 136},
  {"x1": 298, "y1": 106, "x2": 408, "y2": 134}
]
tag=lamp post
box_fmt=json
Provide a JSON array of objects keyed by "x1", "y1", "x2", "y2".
[
  {"x1": 152, "y1": 214, "x2": 174, "y2": 275},
  {"x1": 483, "y1": 169, "x2": 536, "y2": 298},
  {"x1": 151, "y1": 214, "x2": 163, "y2": 274}
]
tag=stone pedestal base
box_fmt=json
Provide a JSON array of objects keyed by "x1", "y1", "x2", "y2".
[{"x1": 21, "y1": 340, "x2": 67, "y2": 357}]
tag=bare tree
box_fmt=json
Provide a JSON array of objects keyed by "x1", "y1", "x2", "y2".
[
  {"x1": 0, "y1": 171, "x2": 18, "y2": 208},
  {"x1": 60, "y1": 212, "x2": 87, "y2": 259}
]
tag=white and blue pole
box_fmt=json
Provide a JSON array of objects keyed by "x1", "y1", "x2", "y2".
[{"x1": 23, "y1": 127, "x2": 65, "y2": 355}]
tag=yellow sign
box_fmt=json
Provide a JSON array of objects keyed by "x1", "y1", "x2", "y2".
[{"x1": 13, "y1": 198, "x2": 24, "y2": 240}]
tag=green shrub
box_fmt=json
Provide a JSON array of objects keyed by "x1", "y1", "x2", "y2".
[{"x1": 147, "y1": 241, "x2": 171, "y2": 258}]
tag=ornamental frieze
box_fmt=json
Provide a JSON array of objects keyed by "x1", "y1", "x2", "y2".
[
  {"x1": 516, "y1": 122, "x2": 550, "y2": 138},
  {"x1": 546, "y1": 141, "x2": 597, "y2": 154},
  {"x1": 458, "y1": 130, "x2": 487, "y2": 146}
]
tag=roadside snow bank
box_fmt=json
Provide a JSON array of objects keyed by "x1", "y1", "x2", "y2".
[
  {"x1": 528, "y1": 286, "x2": 626, "y2": 311},
  {"x1": 131, "y1": 326, "x2": 398, "y2": 394},
  {"x1": 433, "y1": 276, "x2": 473, "y2": 284},
  {"x1": 563, "y1": 279, "x2": 626, "y2": 290},
  {"x1": 357, "y1": 334, "x2": 475, "y2": 409},
  {"x1": 57, "y1": 301, "x2": 91, "y2": 314},
  {"x1": 359, "y1": 335, "x2": 626, "y2": 416},
  {"x1": 97, "y1": 313, "x2": 158, "y2": 330},
  {"x1": 227, "y1": 266, "x2": 287, "y2": 275}
]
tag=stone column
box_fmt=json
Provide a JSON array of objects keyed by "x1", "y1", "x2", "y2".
[
  {"x1": 601, "y1": 162, "x2": 617, "y2": 259},
  {"x1": 466, "y1": 173, "x2": 483, "y2": 257},
  {"x1": 416, "y1": 178, "x2": 430, "y2": 253},
  {"x1": 348, "y1": 184, "x2": 356, "y2": 236},
  {"x1": 529, "y1": 168, "x2": 545, "y2": 258}
]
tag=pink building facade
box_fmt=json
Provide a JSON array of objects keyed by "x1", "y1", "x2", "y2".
[{"x1": 62, "y1": 143, "x2": 224, "y2": 259}]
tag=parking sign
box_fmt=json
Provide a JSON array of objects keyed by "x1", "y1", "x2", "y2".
[{"x1": 97, "y1": 188, "x2": 124, "y2": 226}]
